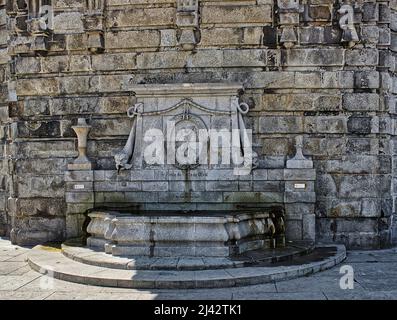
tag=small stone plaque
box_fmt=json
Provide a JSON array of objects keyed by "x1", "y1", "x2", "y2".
[
  {"x1": 294, "y1": 183, "x2": 306, "y2": 189},
  {"x1": 74, "y1": 184, "x2": 85, "y2": 190}
]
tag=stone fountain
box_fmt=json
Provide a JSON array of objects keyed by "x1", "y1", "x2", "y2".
[
  {"x1": 26, "y1": 83, "x2": 344, "y2": 289},
  {"x1": 65, "y1": 83, "x2": 317, "y2": 260}
]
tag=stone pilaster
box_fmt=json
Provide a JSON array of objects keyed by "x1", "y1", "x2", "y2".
[
  {"x1": 284, "y1": 135, "x2": 316, "y2": 242},
  {"x1": 65, "y1": 170, "x2": 94, "y2": 239}
]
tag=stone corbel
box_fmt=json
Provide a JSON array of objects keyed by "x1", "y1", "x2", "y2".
[
  {"x1": 286, "y1": 135, "x2": 313, "y2": 169},
  {"x1": 277, "y1": 0, "x2": 299, "y2": 49},
  {"x1": 83, "y1": 0, "x2": 105, "y2": 53},
  {"x1": 176, "y1": 0, "x2": 200, "y2": 50},
  {"x1": 338, "y1": 3, "x2": 359, "y2": 48},
  {"x1": 14, "y1": 0, "x2": 28, "y2": 34},
  {"x1": 27, "y1": 17, "x2": 50, "y2": 53}
]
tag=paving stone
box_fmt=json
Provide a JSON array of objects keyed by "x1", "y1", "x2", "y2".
[
  {"x1": 232, "y1": 291, "x2": 327, "y2": 300},
  {"x1": 0, "y1": 262, "x2": 30, "y2": 275},
  {"x1": 275, "y1": 275, "x2": 365, "y2": 293}
]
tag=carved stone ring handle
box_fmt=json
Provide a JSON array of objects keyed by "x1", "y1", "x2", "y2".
[
  {"x1": 237, "y1": 102, "x2": 249, "y2": 114},
  {"x1": 127, "y1": 103, "x2": 143, "y2": 118}
]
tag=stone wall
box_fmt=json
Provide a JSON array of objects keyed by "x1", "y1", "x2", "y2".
[
  {"x1": 0, "y1": 0, "x2": 395, "y2": 248},
  {"x1": 0, "y1": 0, "x2": 9, "y2": 236}
]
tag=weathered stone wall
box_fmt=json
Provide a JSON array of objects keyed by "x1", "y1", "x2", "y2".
[
  {"x1": 0, "y1": 0, "x2": 9, "y2": 236},
  {"x1": 0, "y1": 0, "x2": 395, "y2": 248}
]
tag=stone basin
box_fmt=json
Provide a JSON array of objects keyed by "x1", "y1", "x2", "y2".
[{"x1": 86, "y1": 208, "x2": 285, "y2": 257}]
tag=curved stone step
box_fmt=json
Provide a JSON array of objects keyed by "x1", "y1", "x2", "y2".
[
  {"x1": 27, "y1": 244, "x2": 346, "y2": 289},
  {"x1": 61, "y1": 240, "x2": 315, "y2": 271}
]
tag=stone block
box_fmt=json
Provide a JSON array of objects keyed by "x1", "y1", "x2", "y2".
[
  {"x1": 267, "y1": 169, "x2": 284, "y2": 180},
  {"x1": 158, "y1": 192, "x2": 223, "y2": 203},
  {"x1": 65, "y1": 170, "x2": 94, "y2": 182},
  {"x1": 339, "y1": 175, "x2": 391, "y2": 198},
  {"x1": 23, "y1": 99, "x2": 50, "y2": 116},
  {"x1": 223, "y1": 192, "x2": 283, "y2": 203},
  {"x1": 18, "y1": 175, "x2": 65, "y2": 198},
  {"x1": 323, "y1": 26, "x2": 342, "y2": 44},
  {"x1": 200, "y1": 28, "x2": 243, "y2": 47},
  {"x1": 161, "y1": 29, "x2": 177, "y2": 47},
  {"x1": 41, "y1": 56, "x2": 69, "y2": 73},
  {"x1": 302, "y1": 214, "x2": 315, "y2": 241},
  {"x1": 345, "y1": 49, "x2": 379, "y2": 66},
  {"x1": 169, "y1": 181, "x2": 205, "y2": 192},
  {"x1": 253, "y1": 181, "x2": 283, "y2": 192},
  {"x1": 282, "y1": 48, "x2": 344, "y2": 67},
  {"x1": 284, "y1": 169, "x2": 316, "y2": 181},
  {"x1": 378, "y1": 27, "x2": 391, "y2": 46},
  {"x1": 284, "y1": 191, "x2": 316, "y2": 203},
  {"x1": 353, "y1": 72, "x2": 380, "y2": 89},
  {"x1": 361, "y1": 198, "x2": 381, "y2": 218},
  {"x1": 16, "y1": 78, "x2": 60, "y2": 96},
  {"x1": 65, "y1": 192, "x2": 94, "y2": 203},
  {"x1": 343, "y1": 93, "x2": 379, "y2": 111},
  {"x1": 263, "y1": 26, "x2": 277, "y2": 47},
  {"x1": 69, "y1": 55, "x2": 91, "y2": 72},
  {"x1": 361, "y1": 26, "x2": 379, "y2": 45},
  {"x1": 259, "y1": 116, "x2": 303, "y2": 133},
  {"x1": 206, "y1": 181, "x2": 239, "y2": 192},
  {"x1": 15, "y1": 121, "x2": 61, "y2": 138},
  {"x1": 243, "y1": 27, "x2": 264, "y2": 45},
  {"x1": 253, "y1": 169, "x2": 268, "y2": 180},
  {"x1": 321, "y1": 71, "x2": 354, "y2": 89},
  {"x1": 106, "y1": 7, "x2": 174, "y2": 28},
  {"x1": 285, "y1": 203, "x2": 314, "y2": 217},
  {"x1": 201, "y1": 5, "x2": 272, "y2": 25},
  {"x1": 262, "y1": 94, "x2": 315, "y2": 111},
  {"x1": 300, "y1": 27, "x2": 324, "y2": 44},
  {"x1": 347, "y1": 116, "x2": 372, "y2": 134},
  {"x1": 92, "y1": 53, "x2": 136, "y2": 71},
  {"x1": 15, "y1": 57, "x2": 41, "y2": 75},
  {"x1": 313, "y1": 95, "x2": 341, "y2": 111},
  {"x1": 53, "y1": 12, "x2": 84, "y2": 34},
  {"x1": 142, "y1": 181, "x2": 168, "y2": 192},
  {"x1": 304, "y1": 116, "x2": 347, "y2": 134},
  {"x1": 285, "y1": 219, "x2": 302, "y2": 241},
  {"x1": 105, "y1": 30, "x2": 160, "y2": 49},
  {"x1": 362, "y1": 2, "x2": 378, "y2": 22},
  {"x1": 137, "y1": 51, "x2": 189, "y2": 70},
  {"x1": 223, "y1": 49, "x2": 266, "y2": 67}
]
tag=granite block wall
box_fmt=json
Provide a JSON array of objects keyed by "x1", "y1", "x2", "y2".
[{"x1": 0, "y1": 0, "x2": 395, "y2": 249}]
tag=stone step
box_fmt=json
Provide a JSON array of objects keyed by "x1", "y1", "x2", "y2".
[
  {"x1": 61, "y1": 240, "x2": 315, "y2": 271},
  {"x1": 27, "y1": 244, "x2": 346, "y2": 289}
]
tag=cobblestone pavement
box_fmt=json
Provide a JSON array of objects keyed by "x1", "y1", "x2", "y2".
[{"x1": 1, "y1": 237, "x2": 397, "y2": 300}]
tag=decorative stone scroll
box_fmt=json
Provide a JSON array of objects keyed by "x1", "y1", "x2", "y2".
[
  {"x1": 176, "y1": 0, "x2": 200, "y2": 50},
  {"x1": 338, "y1": 3, "x2": 359, "y2": 47}
]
